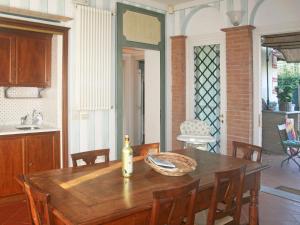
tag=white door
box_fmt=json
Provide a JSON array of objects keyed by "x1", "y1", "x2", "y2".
[{"x1": 186, "y1": 33, "x2": 227, "y2": 154}]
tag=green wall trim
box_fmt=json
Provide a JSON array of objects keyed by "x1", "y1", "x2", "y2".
[{"x1": 116, "y1": 2, "x2": 166, "y2": 159}]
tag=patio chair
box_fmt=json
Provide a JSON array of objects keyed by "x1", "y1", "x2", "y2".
[{"x1": 277, "y1": 120, "x2": 300, "y2": 170}]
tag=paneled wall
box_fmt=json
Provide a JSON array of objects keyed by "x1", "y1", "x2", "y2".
[{"x1": 0, "y1": 0, "x2": 70, "y2": 16}]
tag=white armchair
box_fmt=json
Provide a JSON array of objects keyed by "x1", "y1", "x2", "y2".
[
  {"x1": 177, "y1": 120, "x2": 215, "y2": 151},
  {"x1": 180, "y1": 120, "x2": 211, "y2": 136}
]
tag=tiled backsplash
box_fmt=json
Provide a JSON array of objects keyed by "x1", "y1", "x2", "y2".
[
  {"x1": 0, "y1": 87, "x2": 57, "y2": 126},
  {"x1": 0, "y1": 87, "x2": 43, "y2": 125},
  {"x1": 0, "y1": 36, "x2": 61, "y2": 127}
]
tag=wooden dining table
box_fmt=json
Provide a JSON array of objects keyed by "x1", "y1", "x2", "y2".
[{"x1": 24, "y1": 149, "x2": 269, "y2": 225}]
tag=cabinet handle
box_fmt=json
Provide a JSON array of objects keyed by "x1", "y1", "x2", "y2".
[{"x1": 28, "y1": 162, "x2": 33, "y2": 167}]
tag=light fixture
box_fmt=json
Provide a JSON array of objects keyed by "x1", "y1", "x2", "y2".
[
  {"x1": 226, "y1": 10, "x2": 245, "y2": 26},
  {"x1": 167, "y1": 5, "x2": 174, "y2": 14}
]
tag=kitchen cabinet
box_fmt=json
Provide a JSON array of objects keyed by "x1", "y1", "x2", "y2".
[
  {"x1": 0, "y1": 29, "x2": 52, "y2": 87},
  {"x1": 0, "y1": 32, "x2": 15, "y2": 85},
  {"x1": 26, "y1": 132, "x2": 60, "y2": 174},
  {"x1": 16, "y1": 33, "x2": 52, "y2": 87},
  {"x1": 0, "y1": 131, "x2": 60, "y2": 197},
  {"x1": 0, "y1": 136, "x2": 24, "y2": 197}
]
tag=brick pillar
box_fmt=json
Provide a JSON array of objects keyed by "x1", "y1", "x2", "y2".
[
  {"x1": 171, "y1": 35, "x2": 187, "y2": 149},
  {"x1": 221, "y1": 25, "x2": 255, "y2": 154}
]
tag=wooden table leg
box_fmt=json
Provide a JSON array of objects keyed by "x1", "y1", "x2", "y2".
[
  {"x1": 249, "y1": 189, "x2": 259, "y2": 225},
  {"x1": 249, "y1": 172, "x2": 260, "y2": 225}
]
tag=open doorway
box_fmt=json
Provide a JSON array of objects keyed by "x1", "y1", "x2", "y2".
[
  {"x1": 260, "y1": 32, "x2": 300, "y2": 198},
  {"x1": 122, "y1": 48, "x2": 160, "y2": 146}
]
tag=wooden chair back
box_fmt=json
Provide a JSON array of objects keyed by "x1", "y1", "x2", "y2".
[
  {"x1": 20, "y1": 175, "x2": 52, "y2": 225},
  {"x1": 132, "y1": 143, "x2": 160, "y2": 157},
  {"x1": 232, "y1": 141, "x2": 262, "y2": 162},
  {"x1": 207, "y1": 166, "x2": 246, "y2": 225},
  {"x1": 71, "y1": 149, "x2": 110, "y2": 168},
  {"x1": 149, "y1": 179, "x2": 200, "y2": 225}
]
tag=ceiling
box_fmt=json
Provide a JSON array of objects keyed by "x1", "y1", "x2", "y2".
[
  {"x1": 262, "y1": 32, "x2": 300, "y2": 63},
  {"x1": 151, "y1": 0, "x2": 196, "y2": 5}
]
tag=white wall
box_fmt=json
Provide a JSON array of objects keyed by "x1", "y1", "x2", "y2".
[
  {"x1": 144, "y1": 50, "x2": 160, "y2": 143},
  {"x1": 251, "y1": 0, "x2": 300, "y2": 27},
  {"x1": 185, "y1": 7, "x2": 224, "y2": 36}
]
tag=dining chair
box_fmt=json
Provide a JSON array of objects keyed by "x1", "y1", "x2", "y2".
[
  {"x1": 232, "y1": 141, "x2": 262, "y2": 225},
  {"x1": 232, "y1": 141, "x2": 262, "y2": 163},
  {"x1": 206, "y1": 166, "x2": 246, "y2": 225},
  {"x1": 277, "y1": 122, "x2": 300, "y2": 170},
  {"x1": 149, "y1": 179, "x2": 200, "y2": 225},
  {"x1": 132, "y1": 143, "x2": 160, "y2": 157},
  {"x1": 20, "y1": 175, "x2": 52, "y2": 225},
  {"x1": 71, "y1": 149, "x2": 110, "y2": 168}
]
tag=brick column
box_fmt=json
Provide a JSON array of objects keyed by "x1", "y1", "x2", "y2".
[
  {"x1": 171, "y1": 35, "x2": 187, "y2": 149},
  {"x1": 222, "y1": 25, "x2": 255, "y2": 154}
]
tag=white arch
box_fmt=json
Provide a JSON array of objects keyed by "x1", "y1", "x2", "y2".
[
  {"x1": 181, "y1": 4, "x2": 216, "y2": 35},
  {"x1": 249, "y1": 0, "x2": 265, "y2": 25}
]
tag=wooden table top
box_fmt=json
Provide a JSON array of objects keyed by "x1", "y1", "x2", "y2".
[{"x1": 27, "y1": 149, "x2": 269, "y2": 225}]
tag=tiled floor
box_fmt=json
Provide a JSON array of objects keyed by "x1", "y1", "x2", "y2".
[
  {"x1": 258, "y1": 153, "x2": 300, "y2": 225},
  {"x1": 0, "y1": 199, "x2": 30, "y2": 225},
  {"x1": 262, "y1": 153, "x2": 300, "y2": 188},
  {"x1": 0, "y1": 153, "x2": 299, "y2": 225}
]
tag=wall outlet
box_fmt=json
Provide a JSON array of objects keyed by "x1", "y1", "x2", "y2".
[{"x1": 80, "y1": 112, "x2": 89, "y2": 120}]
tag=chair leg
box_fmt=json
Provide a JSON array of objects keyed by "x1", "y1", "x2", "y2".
[
  {"x1": 281, "y1": 150, "x2": 300, "y2": 170},
  {"x1": 290, "y1": 157, "x2": 300, "y2": 170},
  {"x1": 281, "y1": 156, "x2": 291, "y2": 167}
]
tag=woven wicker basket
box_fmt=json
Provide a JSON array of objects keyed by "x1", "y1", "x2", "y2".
[{"x1": 144, "y1": 152, "x2": 197, "y2": 176}]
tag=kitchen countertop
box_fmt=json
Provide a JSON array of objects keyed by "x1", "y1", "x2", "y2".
[{"x1": 0, "y1": 125, "x2": 60, "y2": 136}]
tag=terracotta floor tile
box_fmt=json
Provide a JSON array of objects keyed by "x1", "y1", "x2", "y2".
[
  {"x1": 0, "y1": 200, "x2": 27, "y2": 224},
  {"x1": 258, "y1": 153, "x2": 300, "y2": 225},
  {"x1": 262, "y1": 153, "x2": 300, "y2": 189},
  {"x1": 3, "y1": 205, "x2": 30, "y2": 225}
]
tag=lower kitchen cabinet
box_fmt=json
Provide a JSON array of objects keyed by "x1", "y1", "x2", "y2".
[
  {"x1": 0, "y1": 131, "x2": 60, "y2": 197},
  {"x1": 0, "y1": 136, "x2": 24, "y2": 197},
  {"x1": 26, "y1": 132, "x2": 60, "y2": 174}
]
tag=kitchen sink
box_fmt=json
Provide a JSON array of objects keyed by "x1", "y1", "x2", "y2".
[{"x1": 15, "y1": 125, "x2": 40, "y2": 130}]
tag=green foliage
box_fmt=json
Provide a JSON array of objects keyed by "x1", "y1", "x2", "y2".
[
  {"x1": 278, "y1": 74, "x2": 300, "y2": 90},
  {"x1": 277, "y1": 62, "x2": 300, "y2": 90},
  {"x1": 276, "y1": 86, "x2": 293, "y2": 103}
]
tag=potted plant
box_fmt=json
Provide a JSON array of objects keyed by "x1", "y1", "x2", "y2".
[{"x1": 275, "y1": 86, "x2": 293, "y2": 111}]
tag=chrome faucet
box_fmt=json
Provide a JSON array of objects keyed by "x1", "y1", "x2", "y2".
[{"x1": 20, "y1": 114, "x2": 30, "y2": 125}]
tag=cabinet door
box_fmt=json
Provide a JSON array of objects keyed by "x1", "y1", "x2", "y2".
[
  {"x1": 16, "y1": 33, "x2": 52, "y2": 87},
  {"x1": 0, "y1": 136, "x2": 25, "y2": 197},
  {"x1": 0, "y1": 32, "x2": 16, "y2": 85},
  {"x1": 26, "y1": 132, "x2": 60, "y2": 174}
]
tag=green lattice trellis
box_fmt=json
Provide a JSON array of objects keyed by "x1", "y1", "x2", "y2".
[{"x1": 194, "y1": 45, "x2": 220, "y2": 153}]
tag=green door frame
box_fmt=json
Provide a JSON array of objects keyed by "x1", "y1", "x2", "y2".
[{"x1": 116, "y1": 3, "x2": 165, "y2": 159}]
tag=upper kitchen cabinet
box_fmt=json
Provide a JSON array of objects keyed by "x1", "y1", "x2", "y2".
[
  {"x1": 0, "y1": 29, "x2": 52, "y2": 87},
  {"x1": 0, "y1": 32, "x2": 15, "y2": 86},
  {"x1": 16, "y1": 32, "x2": 52, "y2": 87}
]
